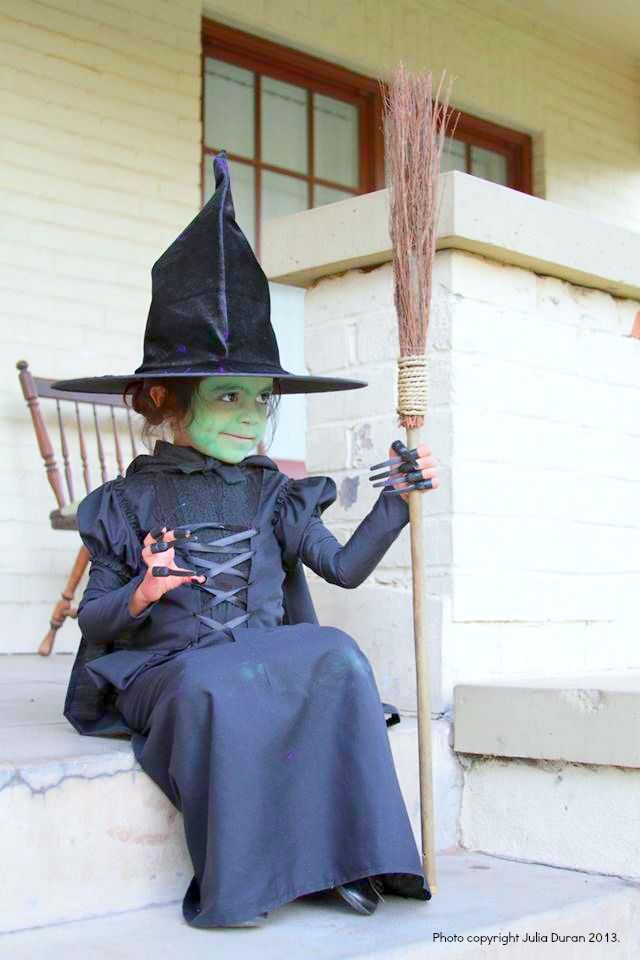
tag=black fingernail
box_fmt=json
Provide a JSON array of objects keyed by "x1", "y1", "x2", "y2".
[
  {"x1": 151, "y1": 566, "x2": 197, "y2": 578},
  {"x1": 150, "y1": 541, "x2": 169, "y2": 554}
]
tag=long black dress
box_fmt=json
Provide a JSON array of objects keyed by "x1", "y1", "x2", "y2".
[{"x1": 64, "y1": 440, "x2": 430, "y2": 925}]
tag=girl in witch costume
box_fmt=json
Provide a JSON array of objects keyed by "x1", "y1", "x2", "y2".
[{"x1": 53, "y1": 151, "x2": 440, "y2": 928}]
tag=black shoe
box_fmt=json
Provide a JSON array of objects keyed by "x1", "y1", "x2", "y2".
[{"x1": 334, "y1": 877, "x2": 385, "y2": 915}]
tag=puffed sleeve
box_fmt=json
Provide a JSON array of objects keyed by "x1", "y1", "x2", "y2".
[
  {"x1": 272, "y1": 475, "x2": 337, "y2": 572},
  {"x1": 76, "y1": 480, "x2": 156, "y2": 649},
  {"x1": 273, "y1": 475, "x2": 410, "y2": 587}
]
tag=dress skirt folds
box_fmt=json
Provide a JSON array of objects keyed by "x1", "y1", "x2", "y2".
[
  {"x1": 90, "y1": 623, "x2": 429, "y2": 925},
  {"x1": 66, "y1": 441, "x2": 430, "y2": 926}
]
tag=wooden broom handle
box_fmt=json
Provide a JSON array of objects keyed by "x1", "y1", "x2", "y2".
[{"x1": 406, "y1": 423, "x2": 438, "y2": 894}]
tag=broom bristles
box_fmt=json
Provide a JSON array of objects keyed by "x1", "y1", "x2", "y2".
[{"x1": 380, "y1": 63, "x2": 458, "y2": 363}]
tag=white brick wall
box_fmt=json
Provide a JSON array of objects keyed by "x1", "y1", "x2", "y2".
[
  {"x1": 204, "y1": 0, "x2": 640, "y2": 231},
  {"x1": 302, "y1": 250, "x2": 640, "y2": 713},
  {"x1": 2, "y1": 0, "x2": 639, "y2": 657},
  {"x1": 0, "y1": 0, "x2": 202, "y2": 653},
  {"x1": 443, "y1": 251, "x2": 640, "y2": 702},
  {"x1": 303, "y1": 258, "x2": 455, "y2": 716}
]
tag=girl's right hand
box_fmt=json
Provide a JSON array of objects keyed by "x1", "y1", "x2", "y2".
[{"x1": 129, "y1": 527, "x2": 206, "y2": 615}]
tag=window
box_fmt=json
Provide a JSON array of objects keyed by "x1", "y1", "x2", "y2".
[
  {"x1": 200, "y1": 21, "x2": 532, "y2": 467},
  {"x1": 202, "y1": 22, "x2": 532, "y2": 252},
  {"x1": 202, "y1": 20, "x2": 384, "y2": 257},
  {"x1": 441, "y1": 108, "x2": 532, "y2": 191}
]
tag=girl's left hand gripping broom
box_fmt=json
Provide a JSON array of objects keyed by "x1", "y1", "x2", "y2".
[{"x1": 373, "y1": 62, "x2": 458, "y2": 897}]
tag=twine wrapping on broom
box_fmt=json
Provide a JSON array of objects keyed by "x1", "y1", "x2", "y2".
[{"x1": 397, "y1": 354, "x2": 429, "y2": 418}]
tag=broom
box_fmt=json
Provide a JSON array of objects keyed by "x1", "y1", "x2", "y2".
[{"x1": 378, "y1": 62, "x2": 458, "y2": 896}]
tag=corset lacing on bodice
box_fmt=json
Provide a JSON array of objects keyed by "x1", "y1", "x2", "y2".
[{"x1": 172, "y1": 521, "x2": 258, "y2": 631}]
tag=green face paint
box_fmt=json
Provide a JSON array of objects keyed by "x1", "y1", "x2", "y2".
[{"x1": 181, "y1": 376, "x2": 274, "y2": 463}]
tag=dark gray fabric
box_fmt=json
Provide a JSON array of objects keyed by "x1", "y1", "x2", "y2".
[
  {"x1": 63, "y1": 442, "x2": 319, "y2": 736},
  {"x1": 64, "y1": 440, "x2": 430, "y2": 923},
  {"x1": 50, "y1": 152, "x2": 367, "y2": 397},
  {"x1": 116, "y1": 626, "x2": 428, "y2": 925}
]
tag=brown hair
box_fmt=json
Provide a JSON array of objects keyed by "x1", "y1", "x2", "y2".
[{"x1": 123, "y1": 378, "x2": 282, "y2": 452}]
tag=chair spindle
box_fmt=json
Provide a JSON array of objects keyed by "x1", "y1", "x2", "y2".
[
  {"x1": 16, "y1": 361, "x2": 67, "y2": 509},
  {"x1": 75, "y1": 401, "x2": 91, "y2": 494},
  {"x1": 126, "y1": 407, "x2": 137, "y2": 459},
  {"x1": 93, "y1": 405, "x2": 107, "y2": 483},
  {"x1": 111, "y1": 408, "x2": 125, "y2": 476},
  {"x1": 56, "y1": 399, "x2": 74, "y2": 504}
]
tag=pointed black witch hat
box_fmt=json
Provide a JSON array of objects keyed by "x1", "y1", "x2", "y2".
[{"x1": 52, "y1": 150, "x2": 366, "y2": 396}]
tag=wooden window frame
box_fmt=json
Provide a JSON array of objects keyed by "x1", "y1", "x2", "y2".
[
  {"x1": 201, "y1": 20, "x2": 532, "y2": 256},
  {"x1": 201, "y1": 19, "x2": 385, "y2": 255},
  {"x1": 441, "y1": 108, "x2": 532, "y2": 193}
]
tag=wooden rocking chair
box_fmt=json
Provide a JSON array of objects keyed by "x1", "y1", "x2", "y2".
[{"x1": 16, "y1": 360, "x2": 141, "y2": 656}]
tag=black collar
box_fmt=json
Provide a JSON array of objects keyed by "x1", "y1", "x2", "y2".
[{"x1": 126, "y1": 439, "x2": 279, "y2": 485}]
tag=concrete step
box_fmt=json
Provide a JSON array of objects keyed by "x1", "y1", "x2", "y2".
[
  {"x1": 453, "y1": 676, "x2": 640, "y2": 881},
  {"x1": 5, "y1": 652, "x2": 639, "y2": 957},
  {"x1": 1, "y1": 849, "x2": 639, "y2": 960},
  {"x1": 0, "y1": 653, "x2": 434, "y2": 933}
]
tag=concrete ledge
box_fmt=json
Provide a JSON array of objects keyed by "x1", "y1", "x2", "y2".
[
  {"x1": 262, "y1": 170, "x2": 640, "y2": 299},
  {"x1": 453, "y1": 675, "x2": 640, "y2": 768},
  {"x1": 3, "y1": 850, "x2": 639, "y2": 959}
]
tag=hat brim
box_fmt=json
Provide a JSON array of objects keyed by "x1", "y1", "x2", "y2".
[{"x1": 50, "y1": 370, "x2": 368, "y2": 396}]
